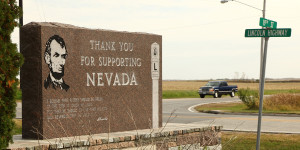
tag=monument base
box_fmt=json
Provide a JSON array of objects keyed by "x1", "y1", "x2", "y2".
[{"x1": 8, "y1": 123, "x2": 222, "y2": 150}]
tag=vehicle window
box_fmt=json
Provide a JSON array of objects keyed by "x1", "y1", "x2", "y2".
[
  {"x1": 221, "y1": 82, "x2": 228, "y2": 86},
  {"x1": 206, "y1": 82, "x2": 220, "y2": 86},
  {"x1": 216, "y1": 82, "x2": 228, "y2": 87}
]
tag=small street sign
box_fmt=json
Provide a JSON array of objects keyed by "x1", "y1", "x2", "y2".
[
  {"x1": 259, "y1": 18, "x2": 277, "y2": 29},
  {"x1": 245, "y1": 28, "x2": 291, "y2": 37}
]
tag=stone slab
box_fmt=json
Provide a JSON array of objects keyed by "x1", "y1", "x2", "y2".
[{"x1": 20, "y1": 22, "x2": 162, "y2": 139}]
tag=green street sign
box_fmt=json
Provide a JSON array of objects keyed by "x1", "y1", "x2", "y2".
[
  {"x1": 259, "y1": 17, "x2": 277, "y2": 29},
  {"x1": 245, "y1": 28, "x2": 291, "y2": 37}
]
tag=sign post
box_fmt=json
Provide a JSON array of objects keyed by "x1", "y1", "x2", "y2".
[
  {"x1": 245, "y1": 25, "x2": 291, "y2": 150},
  {"x1": 256, "y1": 36, "x2": 269, "y2": 150}
]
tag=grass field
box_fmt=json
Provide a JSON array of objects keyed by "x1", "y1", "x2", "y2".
[
  {"x1": 222, "y1": 131, "x2": 300, "y2": 150},
  {"x1": 163, "y1": 81, "x2": 300, "y2": 91},
  {"x1": 163, "y1": 80, "x2": 300, "y2": 99}
]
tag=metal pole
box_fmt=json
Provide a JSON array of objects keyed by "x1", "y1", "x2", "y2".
[
  {"x1": 233, "y1": 0, "x2": 262, "y2": 11},
  {"x1": 259, "y1": 1, "x2": 266, "y2": 94},
  {"x1": 256, "y1": 1, "x2": 267, "y2": 150},
  {"x1": 259, "y1": 0, "x2": 266, "y2": 85},
  {"x1": 19, "y1": 0, "x2": 23, "y2": 26},
  {"x1": 19, "y1": 0, "x2": 23, "y2": 90},
  {"x1": 19, "y1": 0, "x2": 23, "y2": 49},
  {"x1": 256, "y1": 37, "x2": 269, "y2": 150}
]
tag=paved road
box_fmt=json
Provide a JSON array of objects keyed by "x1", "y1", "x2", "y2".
[{"x1": 163, "y1": 97, "x2": 300, "y2": 134}]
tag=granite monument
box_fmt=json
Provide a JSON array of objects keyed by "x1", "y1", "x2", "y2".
[{"x1": 20, "y1": 22, "x2": 162, "y2": 139}]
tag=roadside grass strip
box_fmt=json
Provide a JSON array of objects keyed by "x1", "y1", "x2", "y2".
[
  {"x1": 222, "y1": 131, "x2": 300, "y2": 150},
  {"x1": 195, "y1": 94, "x2": 300, "y2": 115}
]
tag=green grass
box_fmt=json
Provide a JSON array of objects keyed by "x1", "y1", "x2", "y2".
[
  {"x1": 162, "y1": 90, "x2": 228, "y2": 99},
  {"x1": 16, "y1": 88, "x2": 22, "y2": 100},
  {"x1": 223, "y1": 131, "x2": 300, "y2": 150},
  {"x1": 13, "y1": 119, "x2": 22, "y2": 135},
  {"x1": 162, "y1": 89, "x2": 300, "y2": 99},
  {"x1": 195, "y1": 102, "x2": 300, "y2": 114},
  {"x1": 163, "y1": 90, "x2": 200, "y2": 99},
  {"x1": 196, "y1": 102, "x2": 249, "y2": 112}
]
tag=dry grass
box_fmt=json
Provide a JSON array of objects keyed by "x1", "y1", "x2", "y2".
[
  {"x1": 163, "y1": 81, "x2": 300, "y2": 91},
  {"x1": 13, "y1": 119, "x2": 22, "y2": 127},
  {"x1": 264, "y1": 94, "x2": 300, "y2": 111}
]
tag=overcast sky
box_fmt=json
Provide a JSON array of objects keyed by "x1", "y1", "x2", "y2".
[{"x1": 12, "y1": 0, "x2": 300, "y2": 80}]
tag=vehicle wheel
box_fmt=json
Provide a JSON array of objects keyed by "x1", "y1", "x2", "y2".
[
  {"x1": 218, "y1": 94, "x2": 222, "y2": 98},
  {"x1": 230, "y1": 91, "x2": 235, "y2": 97},
  {"x1": 213, "y1": 91, "x2": 218, "y2": 98},
  {"x1": 200, "y1": 94, "x2": 205, "y2": 98}
]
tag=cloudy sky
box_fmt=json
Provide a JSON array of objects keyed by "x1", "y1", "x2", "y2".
[{"x1": 12, "y1": 0, "x2": 300, "y2": 80}]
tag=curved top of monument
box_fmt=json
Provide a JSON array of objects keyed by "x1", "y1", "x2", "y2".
[{"x1": 23, "y1": 22, "x2": 161, "y2": 36}]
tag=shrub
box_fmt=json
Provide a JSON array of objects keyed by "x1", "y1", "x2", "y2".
[
  {"x1": 0, "y1": 0, "x2": 23, "y2": 148},
  {"x1": 238, "y1": 88, "x2": 259, "y2": 109}
]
